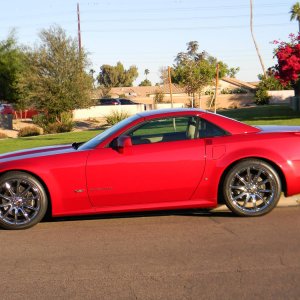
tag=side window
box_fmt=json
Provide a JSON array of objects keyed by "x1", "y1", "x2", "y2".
[
  {"x1": 199, "y1": 119, "x2": 228, "y2": 138},
  {"x1": 127, "y1": 116, "x2": 198, "y2": 145}
]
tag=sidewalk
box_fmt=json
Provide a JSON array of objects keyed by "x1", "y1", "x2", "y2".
[
  {"x1": 277, "y1": 194, "x2": 300, "y2": 207},
  {"x1": 213, "y1": 194, "x2": 300, "y2": 212}
]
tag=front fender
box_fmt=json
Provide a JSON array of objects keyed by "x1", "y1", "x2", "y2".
[{"x1": 0, "y1": 151, "x2": 94, "y2": 216}]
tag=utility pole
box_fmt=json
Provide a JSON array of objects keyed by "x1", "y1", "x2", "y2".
[
  {"x1": 168, "y1": 66, "x2": 174, "y2": 108},
  {"x1": 214, "y1": 63, "x2": 219, "y2": 114},
  {"x1": 77, "y1": 3, "x2": 82, "y2": 54},
  {"x1": 168, "y1": 66, "x2": 176, "y2": 131}
]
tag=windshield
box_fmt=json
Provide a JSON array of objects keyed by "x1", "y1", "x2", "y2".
[{"x1": 78, "y1": 114, "x2": 140, "y2": 150}]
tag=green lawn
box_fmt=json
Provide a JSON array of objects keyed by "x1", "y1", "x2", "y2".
[
  {"x1": 0, "y1": 130, "x2": 101, "y2": 154},
  {"x1": 218, "y1": 104, "x2": 300, "y2": 125},
  {"x1": 1, "y1": 104, "x2": 300, "y2": 154}
]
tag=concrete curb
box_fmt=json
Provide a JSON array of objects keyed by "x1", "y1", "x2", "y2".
[
  {"x1": 277, "y1": 194, "x2": 300, "y2": 207},
  {"x1": 213, "y1": 194, "x2": 300, "y2": 212}
]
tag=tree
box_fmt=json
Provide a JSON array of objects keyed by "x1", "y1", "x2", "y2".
[
  {"x1": 0, "y1": 31, "x2": 26, "y2": 103},
  {"x1": 153, "y1": 89, "x2": 164, "y2": 104},
  {"x1": 97, "y1": 62, "x2": 138, "y2": 87},
  {"x1": 187, "y1": 41, "x2": 199, "y2": 57},
  {"x1": 144, "y1": 69, "x2": 149, "y2": 79},
  {"x1": 228, "y1": 67, "x2": 240, "y2": 78},
  {"x1": 250, "y1": 0, "x2": 267, "y2": 77},
  {"x1": 271, "y1": 34, "x2": 300, "y2": 95},
  {"x1": 89, "y1": 68, "x2": 96, "y2": 88},
  {"x1": 17, "y1": 26, "x2": 93, "y2": 131},
  {"x1": 257, "y1": 74, "x2": 288, "y2": 90},
  {"x1": 159, "y1": 67, "x2": 168, "y2": 84},
  {"x1": 290, "y1": 2, "x2": 300, "y2": 32},
  {"x1": 139, "y1": 79, "x2": 152, "y2": 86},
  {"x1": 171, "y1": 41, "x2": 238, "y2": 107}
]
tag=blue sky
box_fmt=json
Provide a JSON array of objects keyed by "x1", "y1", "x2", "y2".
[{"x1": 1, "y1": 0, "x2": 297, "y2": 85}]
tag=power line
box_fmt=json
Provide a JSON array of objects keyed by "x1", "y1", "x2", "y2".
[
  {"x1": 82, "y1": 22, "x2": 292, "y2": 33},
  {"x1": 0, "y1": 12, "x2": 286, "y2": 31},
  {"x1": 81, "y1": 12, "x2": 286, "y2": 24},
  {"x1": 80, "y1": 2, "x2": 291, "y2": 14},
  {"x1": 0, "y1": 2, "x2": 289, "y2": 21}
]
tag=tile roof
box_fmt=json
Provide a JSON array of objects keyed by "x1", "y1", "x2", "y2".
[
  {"x1": 222, "y1": 77, "x2": 257, "y2": 90},
  {"x1": 91, "y1": 84, "x2": 186, "y2": 99},
  {"x1": 90, "y1": 78, "x2": 256, "y2": 99},
  {"x1": 111, "y1": 84, "x2": 186, "y2": 97}
]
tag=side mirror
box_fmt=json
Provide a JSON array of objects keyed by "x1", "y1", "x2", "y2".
[{"x1": 116, "y1": 135, "x2": 132, "y2": 154}]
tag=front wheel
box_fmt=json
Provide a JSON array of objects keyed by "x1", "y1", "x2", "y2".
[
  {"x1": 0, "y1": 171, "x2": 48, "y2": 230},
  {"x1": 223, "y1": 159, "x2": 281, "y2": 217}
]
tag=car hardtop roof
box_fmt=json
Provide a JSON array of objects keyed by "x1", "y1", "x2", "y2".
[
  {"x1": 136, "y1": 108, "x2": 260, "y2": 134},
  {"x1": 137, "y1": 108, "x2": 206, "y2": 118}
]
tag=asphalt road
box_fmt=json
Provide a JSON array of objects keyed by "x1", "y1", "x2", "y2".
[{"x1": 1, "y1": 207, "x2": 300, "y2": 300}]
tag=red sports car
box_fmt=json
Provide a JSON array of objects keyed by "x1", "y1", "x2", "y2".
[{"x1": 1, "y1": 108, "x2": 300, "y2": 230}]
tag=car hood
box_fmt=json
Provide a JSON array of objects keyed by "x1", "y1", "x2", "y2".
[
  {"x1": 0, "y1": 144, "x2": 75, "y2": 162},
  {"x1": 256, "y1": 125, "x2": 300, "y2": 132}
]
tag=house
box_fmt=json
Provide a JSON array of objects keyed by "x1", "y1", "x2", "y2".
[
  {"x1": 90, "y1": 78, "x2": 258, "y2": 109},
  {"x1": 91, "y1": 84, "x2": 187, "y2": 104},
  {"x1": 220, "y1": 77, "x2": 257, "y2": 92}
]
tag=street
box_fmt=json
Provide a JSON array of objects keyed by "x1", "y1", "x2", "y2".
[{"x1": 1, "y1": 207, "x2": 300, "y2": 299}]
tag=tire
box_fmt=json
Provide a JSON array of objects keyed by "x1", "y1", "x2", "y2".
[
  {"x1": 0, "y1": 171, "x2": 48, "y2": 230},
  {"x1": 223, "y1": 159, "x2": 281, "y2": 217}
]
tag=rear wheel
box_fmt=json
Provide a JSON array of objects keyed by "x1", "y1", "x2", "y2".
[
  {"x1": 0, "y1": 171, "x2": 48, "y2": 230},
  {"x1": 223, "y1": 159, "x2": 281, "y2": 216}
]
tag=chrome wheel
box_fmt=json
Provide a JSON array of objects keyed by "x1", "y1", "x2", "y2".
[
  {"x1": 223, "y1": 160, "x2": 281, "y2": 216},
  {"x1": 0, "y1": 172, "x2": 47, "y2": 229}
]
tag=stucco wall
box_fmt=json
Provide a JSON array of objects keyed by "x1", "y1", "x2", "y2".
[
  {"x1": 290, "y1": 96, "x2": 300, "y2": 111},
  {"x1": 73, "y1": 103, "x2": 184, "y2": 120},
  {"x1": 135, "y1": 94, "x2": 255, "y2": 110},
  {"x1": 207, "y1": 94, "x2": 255, "y2": 109},
  {"x1": 268, "y1": 90, "x2": 294, "y2": 103}
]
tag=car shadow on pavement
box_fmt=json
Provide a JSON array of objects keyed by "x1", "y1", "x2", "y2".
[{"x1": 42, "y1": 209, "x2": 236, "y2": 225}]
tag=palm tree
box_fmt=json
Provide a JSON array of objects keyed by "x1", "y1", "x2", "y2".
[
  {"x1": 187, "y1": 41, "x2": 199, "y2": 56},
  {"x1": 89, "y1": 69, "x2": 96, "y2": 88},
  {"x1": 290, "y1": 2, "x2": 300, "y2": 32},
  {"x1": 250, "y1": 0, "x2": 267, "y2": 77}
]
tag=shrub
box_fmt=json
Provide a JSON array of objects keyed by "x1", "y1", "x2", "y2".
[
  {"x1": 86, "y1": 117, "x2": 100, "y2": 123},
  {"x1": 153, "y1": 90, "x2": 164, "y2": 103},
  {"x1": 257, "y1": 74, "x2": 287, "y2": 90},
  {"x1": 221, "y1": 88, "x2": 248, "y2": 94},
  {"x1": 105, "y1": 110, "x2": 129, "y2": 126},
  {"x1": 0, "y1": 132, "x2": 8, "y2": 139},
  {"x1": 43, "y1": 122, "x2": 72, "y2": 134},
  {"x1": 33, "y1": 112, "x2": 74, "y2": 134},
  {"x1": 204, "y1": 89, "x2": 214, "y2": 96},
  {"x1": 18, "y1": 126, "x2": 41, "y2": 137},
  {"x1": 255, "y1": 88, "x2": 270, "y2": 105}
]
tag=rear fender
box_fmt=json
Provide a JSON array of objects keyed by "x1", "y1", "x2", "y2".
[{"x1": 191, "y1": 146, "x2": 288, "y2": 205}]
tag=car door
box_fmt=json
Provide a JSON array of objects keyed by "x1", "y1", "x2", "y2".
[{"x1": 86, "y1": 116, "x2": 206, "y2": 209}]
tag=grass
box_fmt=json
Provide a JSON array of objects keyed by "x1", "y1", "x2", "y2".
[
  {"x1": 1, "y1": 104, "x2": 300, "y2": 154},
  {"x1": 218, "y1": 104, "x2": 300, "y2": 125},
  {"x1": 0, "y1": 130, "x2": 101, "y2": 154}
]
